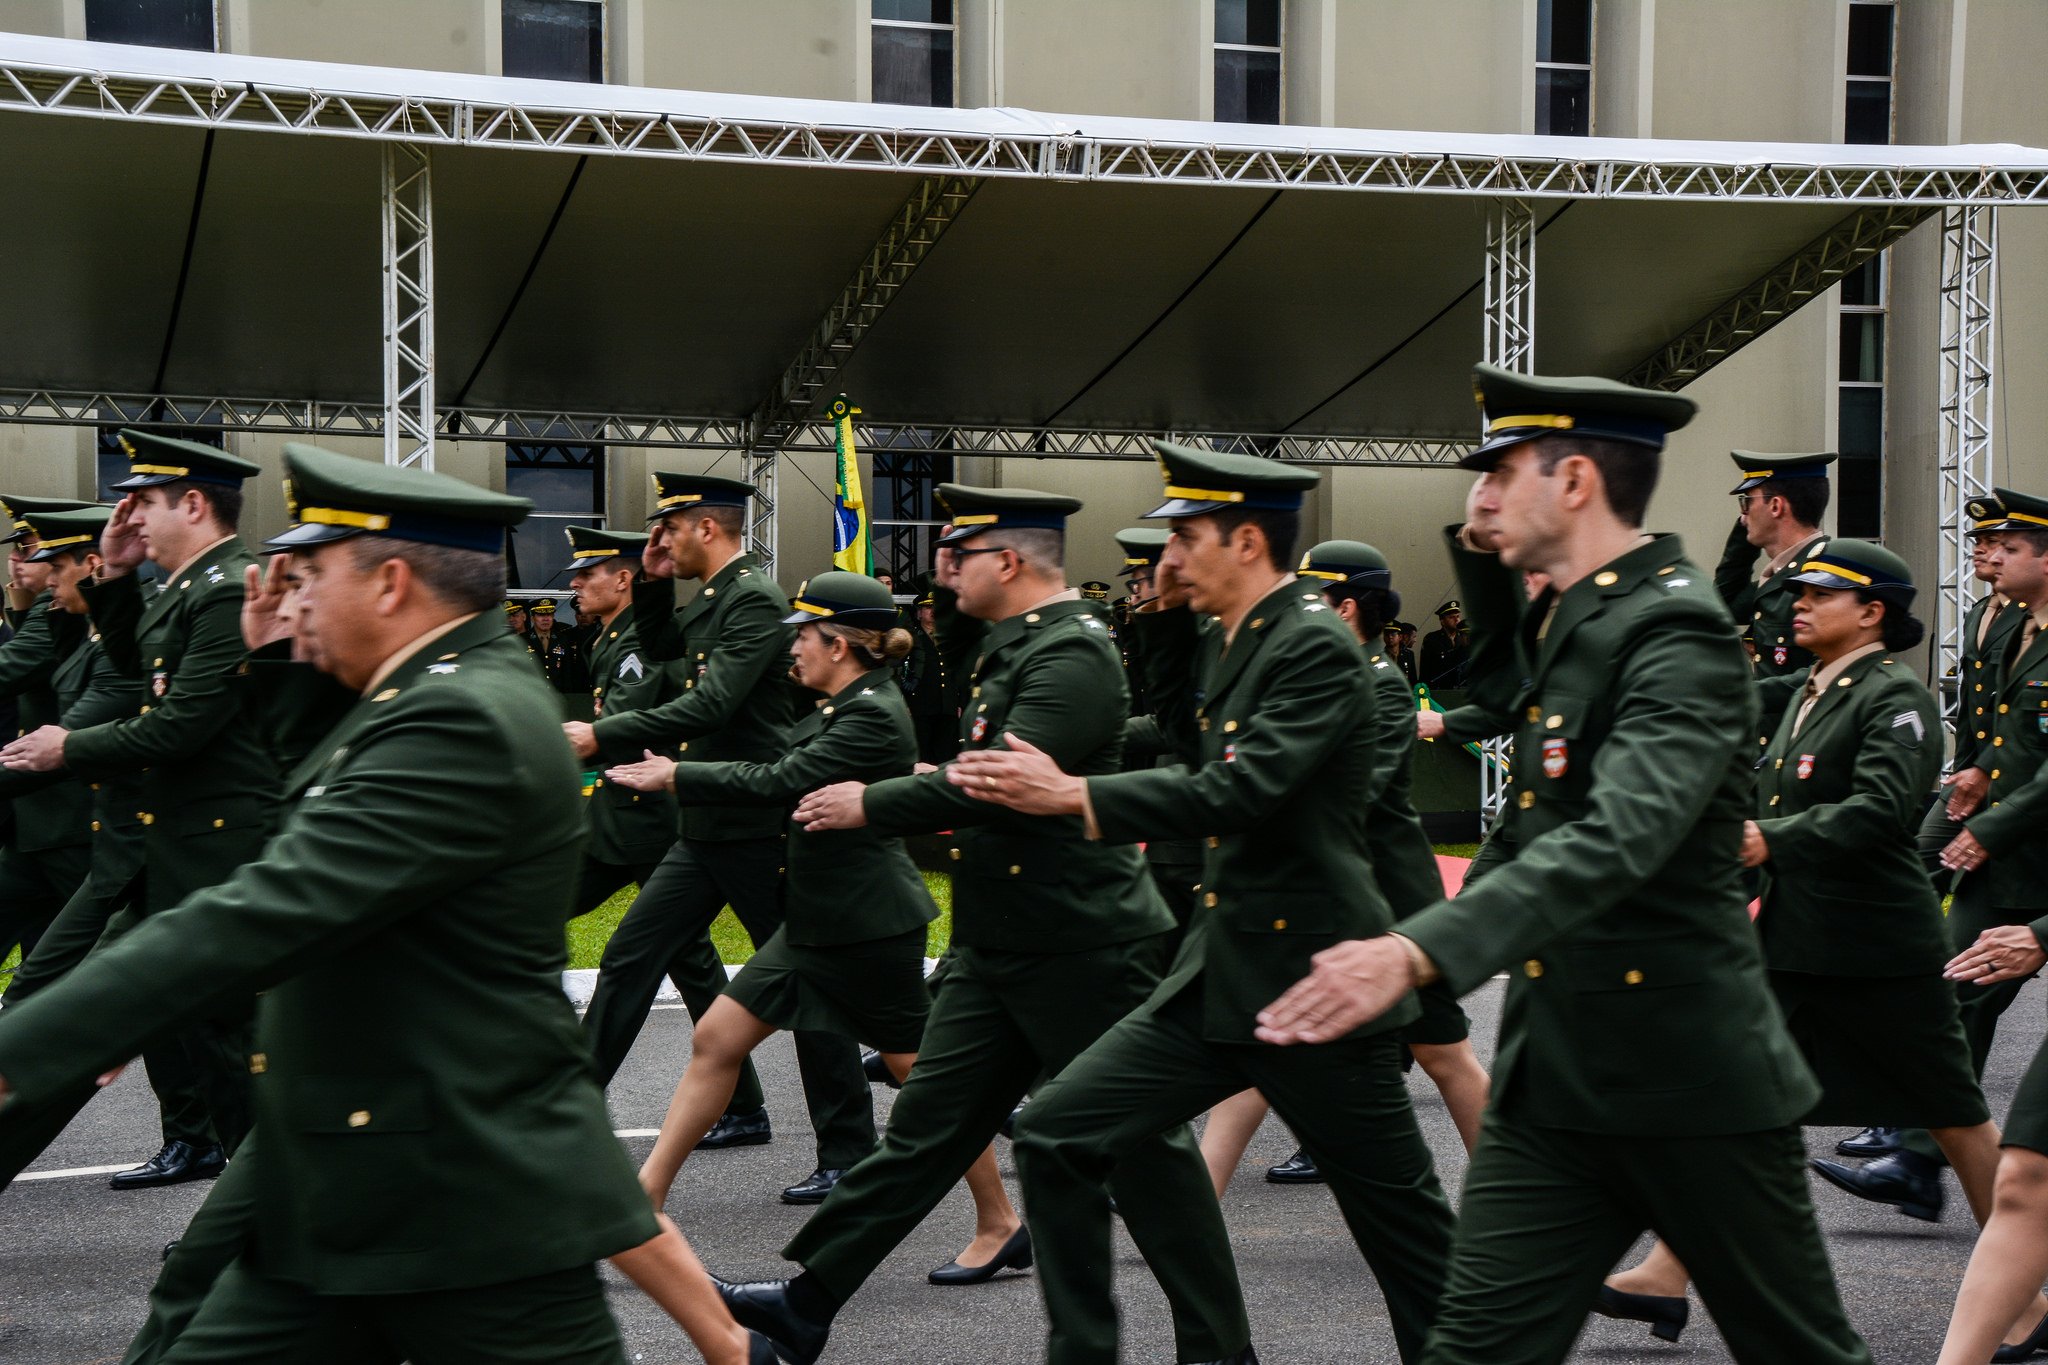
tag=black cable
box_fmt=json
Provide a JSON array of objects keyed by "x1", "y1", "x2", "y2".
[
  {"x1": 149, "y1": 130, "x2": 216, "y2": 405},
  {"x1": 450, "y1": 155, "x2": 590, "y2": 412}
]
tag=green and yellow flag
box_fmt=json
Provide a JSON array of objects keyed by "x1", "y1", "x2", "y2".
[{"x1": 829, "y1": 395, "x2": 872, "y2": 575}]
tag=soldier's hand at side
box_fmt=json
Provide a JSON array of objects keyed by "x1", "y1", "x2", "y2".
[
  {"x1": 1941, "y1": 827, "x2": 1991, "y2": 873},
  {"x1": 948, "y1": 734, "x2": 1085, "y2": 815},
  {"x1": 97, "y1": 495, "x2": 146, "y2": 578},
  {"x1": 795, "y1": 782, "x2": 868, "y2": 831},
  {"x1": 1255, "y1": 936, "x2": 1415, "y2": 1045},
  {"x1": 562, "y1": 722, "x2": 598, "y2": 760},
  {"x1": 0, "y1": 725, "x2": 68, "y2": 772},
  {"x1": 1416, "y1": 710, "x2": 1446, "y2": 742},
  {"x1": 1738, "y1": 820, "x2": 1770, "y2": 869},
  {"x1": 607, "y1": 750, "x2": 676, "y2": 792},
  {"x1": 1943, "y1": 766, "x2": 1991, "y2": 821},
  {"x1": 1945, "y1": 924, "x2": 2047, "y2": 986},
  {"x1": 912, "y1": 761, "x2": 939, "y2": 775}
]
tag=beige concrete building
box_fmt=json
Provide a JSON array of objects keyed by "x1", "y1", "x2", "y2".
[{"x1": 2, "y1": 0, "x2": 2044, "y2": 648}]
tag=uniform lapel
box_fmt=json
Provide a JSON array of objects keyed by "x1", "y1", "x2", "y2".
[
  {"x1": 1206, "y1": 581, "x2": 1296, "y2": 704},
  {"x1": 1794, "y1": 650, "x2": 1879, "y2": 738},
  {"x1": 1999, "y1": 612, "x2": 2048, "y2": 701}
]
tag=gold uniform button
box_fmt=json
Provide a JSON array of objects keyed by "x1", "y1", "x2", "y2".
[
  {"x1": 1624, "y1": 969, "x2": 1644, "y2": 985},
  {"x1": 703, "y1": 587, "x2": 716, "y2": 598},
  {"x1": 1753, "y1": 611, "x2": 1763, "y2": 621},
  {"x1": 2000, "y1": 704, "x2": 2010, "y2": 714},
  {"x1": 822, "y1": 706, "x2": 835, "y2": 716},
  {"x1": 1250, "y1": 617, "x2": 1264, "y2": 629},
  {"x1": 140, "y1": 705, "x2": 151, "y2": 714},
  {"x1": 1769, "y1": 795, "x2": 1781, "y2": 805},
  {"x1": 1545, "y1": 715, "x2": 1563, "y2": 729},
  {"x1": 1978, "y1": 731, "x2": 1988, "y2": 740},
  {"x1": 1837, "y1": 676, "x2": 1852, "y2": 688},
  {"x1": 1223, "y1": 720, "x2": 1238, "y2": 733},
  {"x1": 139, "y1": 812, "x2": 155, "y2": 825},
  {"x1": 91, "y1": 820, "x2": 101, "y2": 832},
  {"x1": 1594, "y1": 571, "x2": 1619, "y2": 587},
  {"x1": 154, "y1": 658, "x2": 164, "y2": 667},
  {"x1": 1200, "y1": 717, "x2": 1211, "y2": 731},
  {"x1": 1008, "y1": 865, "x2": 1022, "y2": 876},
  {"x1": 592, "y1": 779, "x2": 603, "y2": 789},
  {"x1": 1204, "y1": 892, "x2": 1219, "y2": 908},
  {"x1": 1206, "y1": 836, "x2": 1220, "y2": 849},
  {"x1": 1025, "y1": 613, "x2": 1041, "y2": 623},
  {"x1": 1992, "y1": 769, "x2": 2002, "y2": 779},
  {"x1": 949, "y1": 847, "x2": 961, "y2": 861},
  {"x1": 249, "y1": 1053, "x2": 267, "y2": 1075},
  {"x1": 212, "y1": 818, "x2": 224, "y2": 829},
  {"x1": 1994, "y1": 736, "x2": 2005, "y2": 747},
  {"x1": 1526, "y1": 706, "x2": 1542, "y2": 722},
  {"x1": 1272, "y1": 918, "x2": 1287, "y2": 931},
  {"x1": 1524, "y1": 959, "x2": 1544, "y2": 979},
  {"x1": 372, "y1": 688, "x2": 400, "y2": 702},
  {"x1": 89, "y1": 783, "x2": 99, "y2": 791},
  {"x1": 1518, "y1": 790, "x2": 1536, "y2": 809},
  {"x1": 1774, "y1": 759, "x2": 1784, "y2": 769},
  {"x1": 1975, "y1": 660, "x2": 1985, "y2": 670},
  {"x1": 347, "y1": 1110, "x2": 371, "y2": 1129}
]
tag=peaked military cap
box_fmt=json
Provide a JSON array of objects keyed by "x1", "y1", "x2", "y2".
[
  {"x1": 22, "y1": 505, "x2": 114, "y2": 562},
  {"x1": 1297, "y1": 540, "x2": 1392, "y2": 590},
  {"x1": 0, "y1": 493, "x2": 97, "y2": 544},
  {"x1": 1965, "y1": 492, "x2": 2010, "y2": 535},
  {"x1": 106, "y1": 429, "x2": 261, "y2": 491},
  {"x1": 646, "y1": 472, "x2": 756, "y2": 522},
  {"x1": 1789, "y1": 538, "x2": 1915, "y2": 602},
  {"x1": 1988, "y1": 486, "x2": 2048, "y2": 534},
  {"x1": 785, "y1": 570, "x2": 900, "y2": 628},
  {"x1": 563, "y1": 524, "x2": 649, "y2": 573},
  {"x1": 1080, "y1": 580, "x2": 1111, "y2": 600},
  {"x1": 531, "y1": 598, "x2": 558, "y2": 614},
  {"x1": 1435, "y1": 599, "x2": 1463, "y2": 617},
  {"x1": 1466, "y1": 363, "x2": 1698, "y2": 470},
  {"x1": 1115, "y1": 527, "x2": 1170, "y2": 569},
  {"x1": 1145, "y1": 439, "x2": 1319, "y2": 518},
  {"x1": 502, "y1": 600, "x2": 524, "y2": 616},
  {"x1": 266, "y1": 443, "x2": 531, "y2": 555},
  {"x1": 934, "y1": 484, "x2": 1082, "y2": 545},
  {"x1": 1728, "y1": 450, "x2": 1837, "y2": 495}
]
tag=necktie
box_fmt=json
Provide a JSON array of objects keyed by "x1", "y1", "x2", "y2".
[
  {"x1": 1977, "y1": 598, "x2": 2004, "y2": 652},
  {"x1": 1793, "y1": 677, "x2": 1822, "y2": 737}
]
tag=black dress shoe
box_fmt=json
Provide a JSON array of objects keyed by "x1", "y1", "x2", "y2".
[
  {"x1": 1835, "y1": 1125, "x2": 1902, "y2": 1158},
  {"x1": 713, "y1": 1278, "x2": 829, "y2": 1365},
  {"x1": 1591, "y1": 1285, "x2": 1689, "y2": 1343},
  {"x1": 747, "y1": 1329, "x2": 783, "y2": 1365},
  {"x1": 161, "y1": 1240, "x2": 180, "y2": 1262},
  {"x1": 999, "y1": 1101, "x2": 1025, "y2": 1139},
  {"x1": 861, "y1": 1049, "x2": 902, "y2": 1090},
  {"x1": 1810, "y1": 1150, "x2": 1944, "y2": 1222},
  {"x1": 1265, "y1": 1148, "x2": 1324, "y2": 1184},
  {"x1": 109, "y1": 1141, "x2": 226, "y2": 1190},
  {"x1": 1993, "y1": 1306, "x2": 2048, "y2": 1362},
  {"x1": 780, "y1": 1167, "x2": 845, "y2": 1205},
  {"x1": 928, "y1": 1226, "x2": 1033, "y2": 1285},
  {"x1": 699, "y1": 1107, "x2": 773, "y2": 1150}
]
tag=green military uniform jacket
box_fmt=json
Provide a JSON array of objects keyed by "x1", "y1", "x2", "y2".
[
  {"x1": 1955, "y1": 593, "x2": 2024, "y2": 773},
  {"x1": 65, "y1": 540, "x2": 282, "y2": 909},
  {"x1": 0, "y1": 599, "x2": 90, "y2": 853},
  {"x1": 590, "y1": 553, "x2": 799, "y2": 843},
  {"x1": 1754, "y1": 650, "x2": 1947, "y2": 976},
  {"x1": 1088, "y1": 584, "x2": 1417, "y2": 1044},
  {"x1": 581, "y1": 606, "x2": 683, "y2": 867},
  {"x1": 1399, "y1": 534, "x2": 1818, "y2": 1136},
  {"x1": 864, "y1": 597, "x2": 1171, "y2": 953},
  {"x1": 671, "y1": 669, "x2": 935, "y2": 946},
  {"x1": 1963, "y1": 611, "x2": 2048, "y2": 923},
  {"x1": 1716, "y1": 524, "x2": 1828, "y2": 680},
  {"x1": 1362, "y1": 642, "x2": 1446, "y2": 920},
  {"x1": 0, "y1": 613, "x2": 657, "y2": 1292},
  {"x1": 1120, "y1": 714, "x2": 1203, "y2": 876},
  {"x1": 0, "y1": 627, "x2": 146, "y2": 880}
]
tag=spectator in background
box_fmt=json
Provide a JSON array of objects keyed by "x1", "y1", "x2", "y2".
[
  {"x1": 1421, "y1": 600, "x2": 1469, "y2": 688},
  {"x1": 1382, "y1": 621, "x2": 1417, "y2": 683}
]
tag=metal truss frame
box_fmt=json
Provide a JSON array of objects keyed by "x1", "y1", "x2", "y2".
[
  {"x1": 1475, "y1": 199, "x2": 1535, "y2": 822},
  {"x1": 1623, "y1": 205, "x2": 1934, "y2": 391},
  {"x1": 381, "y1": 143, "x2": 434, "y2": 468},
  {"x1": 5, "y1": 50, "x2": 2048, "y2": 204},
  {"x1": 1936, "y1": 206, "x2": 1998, "y2": 716}
]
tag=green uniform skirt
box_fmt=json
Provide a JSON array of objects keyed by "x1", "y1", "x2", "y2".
[
  {"x1": 1399, "y1": 981, "x2": 1471, "y2": 1046},
  {"x1": 724, "y1": 925, "x2": 931, "y2": 1054},
  {"x1": 1768, "y1": 970, "x2": 1988, "y2": 1129},
  {"x1": 2001, "y1": 1033, "x2": 2048, "y2": 1155}
]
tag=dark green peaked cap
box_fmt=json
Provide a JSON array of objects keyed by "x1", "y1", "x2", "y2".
[
  {"x1": 1146, "y1": 439, "x2": 1319, "y2": 518},
  {"x1": 22, "y1": 505, "x2": 114, "y2": 561},
  {"x1": 1297, "y1": 539, "x2": 1392, "y2": 589},
  {"x1": 934, "y1": 484, "x2": 1082, "y2": 545},
  {"x1": 0, "y1": 493, "x2": 98, "y2": 544},
  {"x1": 107, "y1": 429, "x2": 261, "y2": 491},
  {"x1": 1466, "y1": 364, "x2": 1697, "y2": 470},
  {"x1": 785, "y1": 570, "x2": 899, "y2": 627},
  {"x1": 1728, "y1": 450, "x2": 1837, "y2": 495},
  {"x1": 1965, "y1": 492, "x2": 2009, "y2": 534},
  {"x1": 1788, "y1": 537, "x2": 1915, "y2": 601},
  {"x1": 268, "y1": 443, "x2": 531, "y2": 555},
  {"x1": 1114, "y1": 527, "x2": 1170, "y2": 568},
  {"x1": 1989, "y1": 486, "x2": 2048, "y2": 535},
  {"x1": 647, "y1": 472, "x2": 756, "y2": 523},
  {"x1": 563, "y1": 524, "x2": 648, "y2": 573}
]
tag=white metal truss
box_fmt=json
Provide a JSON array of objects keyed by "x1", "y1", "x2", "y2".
[
  {"x1": 1476, "y1": 199, "x2": 1536, "y2": 823},
  {"x1": 1623, "y1": 205, "x2": 1934, "y2": 391},
  {"x1": 4, "y1": 50, "x2": 2048, "y2": 204},
  {"x1": 1936, "y1": 206, "x2": 1998, "y2": 721},
  {"x1": 740, "y1": 447, "x2": 779, "y2": 573},
  {"x1": 380, "y1": 143, "x2": 434, "y2": 468}
]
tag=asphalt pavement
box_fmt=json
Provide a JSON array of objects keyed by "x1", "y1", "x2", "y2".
[{"x1": 3, "y1": 976, "x2": 2040, "y2": 1364}]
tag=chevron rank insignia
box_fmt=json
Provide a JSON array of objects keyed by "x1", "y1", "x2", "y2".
[{"x1": 1891, "y1": 711, "x2": 1924, "y2": 747}]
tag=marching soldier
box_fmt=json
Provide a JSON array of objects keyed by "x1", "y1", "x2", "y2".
[
  {"x1": 1254, "y1": 367, "x2": 1870, "y2": 1365},
  {"x1": 1112, "y1": 526, "x2": 1203, "y2": 944},
  {"x1": 1715, "y1": 450, "x2": 1836, "y2": 738}
]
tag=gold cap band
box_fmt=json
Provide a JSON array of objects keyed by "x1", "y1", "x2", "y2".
[
  {"x1": 1486, "y1": 413, "x2": 1576, "y2": 434},
  {"x1": 2006, "y1": 510, "x2": 2048, "y2": 528},
  {"x1": 33, "y1": 533, "x2": 93, "y2": 550},
  {"x1": 655, "y1": 492, "x2": 705, "y2": 509},
  {"x1": 1801, "y1": 559, "x2": 1872, "y2": 586},
  {"x1": 298, "y1": 506, "x2": 392, "y2": 532},
  {"x1": 128, "y1": 463, "x2": 190, "y2": 477},
  {"x1": 1297, "y1": 568, "x2": 1346, "y2": 582},
  {"x1": 570, "y1": 547, "x2": 617, "y2": 560},
  {"x1": 950, "y1": 513, "x2": 1000, "y2": 527},
  {"x1": 788, "y1": 598, "x2": 833, "y2": 616},
  {"x1": 1160, "y1": 484, "x2": 1246, "y2": 504}
]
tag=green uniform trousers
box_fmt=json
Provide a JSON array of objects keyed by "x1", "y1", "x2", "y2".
[
  {"x1": 1424, "y1": 1119, "x2": 1870, "y2": 1365},
  {"x1": 1015, "y1": 983, "x2": 1454, "y2": 1365},
  {"x1": 1914, "y1": 795, "x2": 1963, "y2": 894},
  {"x1": 782, "y1": 936, "x2": 1247, "y2": 1362},
  {"x1": 0, "y1": 841, "x2": 91, "y2": 971}
]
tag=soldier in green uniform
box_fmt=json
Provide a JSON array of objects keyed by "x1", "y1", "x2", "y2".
[
  {"x1": 949, "y1": 454, "x2": 1455, "y2": 1365},
  {"x1": 0, "y1": 444, "x2": 775, "y2": 1365},
  {"x1": 1112, "y1": 527, "x2": 1203, "y2": 943},
  {"x1": 528, "y1": 597, "x2": 591, "y2": 706},
  {"x1": 567, "y1": 472, "x2": 873, "y2": 1202},
  {"x1": 1254, "y1": 366, "x2": 1870, "y2": 1365},
  {"x1": 1714, "y1": 450, "x2": 1836, "y2": 739},
  {"x1": 712, "y1": 485, "x2": 1247, "y2": 1365},
  {"x1": 560, "y1": 523, "x2": 772, "y2": 1142},
  {"x1": 899, "y1": 585, "x2": 956, "y2": 765}
]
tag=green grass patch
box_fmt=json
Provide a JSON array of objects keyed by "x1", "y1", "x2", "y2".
[
  {"x1": 566, "y1": 870, "x2": 955, "y2": 969},
  {"x1": 1434, "y1": 842, "x2": 1480, "y2": 860}
]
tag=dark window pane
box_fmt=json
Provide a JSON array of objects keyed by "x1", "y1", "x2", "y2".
[
  {"x1": 1847, "y1": 3, "x2": 1894, "y2": 78},
  {"x1": 503, "y1": 0, "x2": 603, "y2": 83},
  {"x1": 1844, "y1": 80, "x2": 1891, "y2": 144},
  {"x1": 85, "y1": 0, "x2": 215, "y2": 51},
  {"x1": 1839, "y1": 257, "x2": 1884, "y2": 308},
  {"x1": 1836, "y1": 455, "x2": 1883, "y2": 538},
  {"x1": 1216, "y1": 0, "x2": 1281, "y2": 48},
  {"x1": 874, "y1": 0, "x2": 952, "y2": 23},
  {"x1": 1840, "y1": 314, "x2": 1885, "y2": 383},
  {"x1": 873, "y1": 25, "x2": 955, "y2": 107},
  {"x1": 1838, "y1": 386, "x2": 1884, "y2": 460},
  {"x1": 1537, "y1": 0, "x2": 1593, "y2": 65},
  {"x1": 1536, "y1": 67, "x2": 1592, "y2": 136},
  {"x1": 1215, "y1": 48, "x2": 1281, "y2": 124},
  {"x1": 506, "y1": 514, "x2": 600, "y2": 595}
]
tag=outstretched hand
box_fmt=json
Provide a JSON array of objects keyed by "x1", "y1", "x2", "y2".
[
  {"x1": 947, "y1": 733, "x2": 1086, "y2": 816},
  {"x1": 794, "y1": 781, "x2": 868, "y2": 831},
  {"x1": 1945, "y1": 924, "x2": 2047, "y2": 986},
  {"x1": 607, "y1": 750, "x2": 677, "y2": 793},
  {"x1": 1254, "y1": 937, "x2": 1416, "y2": 1045}
]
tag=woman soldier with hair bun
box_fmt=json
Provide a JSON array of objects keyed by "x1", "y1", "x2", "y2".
[{"x1": 610, "y1": 571, "x2": 1025, "y2": 1284}]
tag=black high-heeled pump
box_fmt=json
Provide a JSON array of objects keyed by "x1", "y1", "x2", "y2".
[
  {"x1": 927, "y1": 1226, "x2": 1033, "y2": 1285},
  {"x1": 1592, "y1": 1284, "x2": 1689, "y2": 1344},
  {"x1": 1993, "y1": 1307, "x2": 2048, "y2": 1363}
]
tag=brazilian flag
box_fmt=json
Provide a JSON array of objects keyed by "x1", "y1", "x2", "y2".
[{"x1": 830, "y1": 395, "x2": 872, "y2": 575}]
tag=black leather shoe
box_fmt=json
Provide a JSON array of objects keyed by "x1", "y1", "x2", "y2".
[
  {"x1": 780, "y1": 1167, "x2": 845, "y2": 1205},
  {"x1": 699, "y1": 1107, "x2": 773, "y2": 1150},
  {"x1": 861, "y1": 1049, "x2": 902, "y2": 1090},
  {"x1": 161, "y1": 1240, "x2": 180, "y2": 1262},
  {"x1": 746, "y1": 1329, "x2": 783, "y2": 1365},
  {"x1": 928, "y1": 1226, "x2": 1033, "y2": 1285},
  {"x1": 1993, "y1": 1306, "x2": 2048, "y2": 1363},
  {"x1": 1810, "y1": 1150, "x2": 1944, "y2": 1222},
  {"x1": 1265, "y1": 1148, "x2": 1324, "y2": 1184},
  {"x1": 1591, "y1": 1285, "x2": 1689, "y2": 1343},
  {"x1": 999, "y1": 1101, "x2": 1025, "y2": 1139},
  {"x1": 1835, "y1": 1125, "x2": 1902, "y2": 1158},
  {"x1": 713, "y1": 1278, "x2": 829, "y2": 1365},
  {"x1": 109, "y1": 1141, "x2": 225, "y2": 1190}
]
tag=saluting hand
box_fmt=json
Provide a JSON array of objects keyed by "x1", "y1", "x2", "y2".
[
  {"x1": 562, "y1": 721, "x2": 599, "y2": 760},
  {"x1": 607, "y1": 750, "x2": 676, "y2": 793},
  {"x1": 1945, "y1": 924, "x2": 2047, "y2": 986},
  {"x1": 0, "y1": 724, "x2": 68, "y2": 773},
  {"x1": 948, "y1": 734, "x2": 1086, "y2": 816},
  {"x1": 241, "y1": 559, "x2": 295, "y2": 651},
  {"x1": 1254, "y1": 936, "x2": 1416, "y2": 1045},
  {"x1": 97, "y1": 495, "x2": 146, "y2": 578},
  {"x1": 641, "y1": 529, "x2": 676, "y2": 581},
  {"x1": 794, "y1": 781, "x2": 868, "y2": 831},
  {"x1": 1942, "y1": 766, "x2": 1991, "y2": 821}
]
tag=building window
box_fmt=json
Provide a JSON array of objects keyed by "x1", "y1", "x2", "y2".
[
  {"x1": 868, "y1": 445, "x2": 955, "y2": 590},
  {"x1": 1836, "y1": 2, "x2": 1893, "y2": 537},
  {"x1": 1214, "y1": 0, "x2": 1282, "y2": 125},
  {"x1": 505, "y1": 440, "x2": 604, "y2": 594},
  {"x1": 1844, "y1": 1, "x2": 1895, "y2": 145},
  {"x1": 872, "y1": 1, "x2": 955, "y2": 109},
  {"x1": 503, "y1": 0, "x2": 605, "y2": 83},
  {"x1": 84, "y1": 0, "x2": 216, "y2": 51},
  {"x1": 1535, "y1": 0, "x2": 1593, "y2": 136}
]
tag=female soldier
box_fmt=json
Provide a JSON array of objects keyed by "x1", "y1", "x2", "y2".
[
  {"x1": 1600, "y1": 540, "x2": 2010, "y2": 1345},
  {"x1": 609, "y1": 571, "x2": 1027, "y2": 1285}
]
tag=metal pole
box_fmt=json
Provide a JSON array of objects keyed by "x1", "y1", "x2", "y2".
[
  {"x1": 381, "y1": 142, "x2": 435, "y2": 469},
  {"x1": 1935, "y1": 206, "x2": 1996, "y2": 717},
  {"x1": 742, "y1": 444, "x2": 779, "y2": 574},
  {"x1": 1476, "y1": 198, "x2": 1535, "y2": 822}
]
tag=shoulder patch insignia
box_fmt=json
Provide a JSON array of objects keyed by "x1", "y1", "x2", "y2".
[
  {"x1": 619, "y1": 652, "x2": 644, "y2": 681},
  {"x1": 426, "y1": 662, "x2": 459, "y2": 675},
  {"x1": 1079, "y1": 616, "x2": 1107, "y2": 631},
  {"x1": 1660, "y1": 577, "x2": 1692, "y2": 589},
  {"x1": 204, "y1": 565, "x2": 226, "y2": 585},
  {"x1": 1303, "y1": 601, "x2": 1329, "y2": 613},
  {"x1": 1891, "y1": 711, "x2": 1925, "y2": 747}
]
